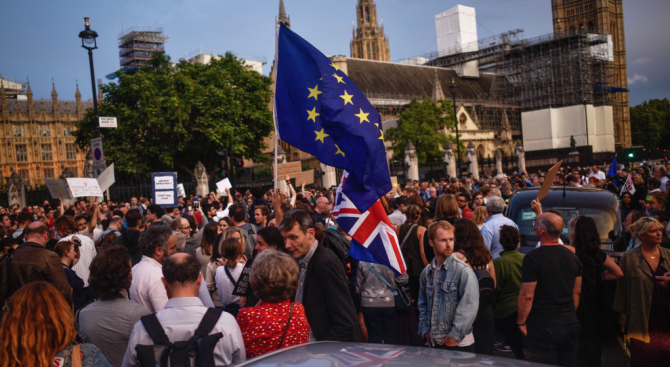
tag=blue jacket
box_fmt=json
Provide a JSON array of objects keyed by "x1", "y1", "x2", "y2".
[{"x1": 418, "y1": 255, "x2": 479, "y2": 343}]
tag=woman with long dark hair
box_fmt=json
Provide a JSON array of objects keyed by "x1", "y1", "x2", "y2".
[
  {"x1": 196, "y1": 221, "x2": 219, "y2": 276},
  {"x1": 454, "y1": 219, "x2": 496, "y2": 356},
  {"x1": 396, "y1": 204, "x2": 427, "y2": 302},
  {"x1": 572, "y1": 216, "x2": 623, "y2": 367}
]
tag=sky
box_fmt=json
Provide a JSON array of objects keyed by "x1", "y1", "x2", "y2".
[{"x1": 1, "y1": 0, "x2": 668, "y2": 107}]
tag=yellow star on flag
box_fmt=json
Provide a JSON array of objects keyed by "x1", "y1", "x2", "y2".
[
  {"x1": 354, "y1": 108, "x2": 370, "y2": 123},
  {"x1": 306, "y1": 107, "x2": 320, "y2": 122},
  {"x1": 330, "y1": 63, "x2": 341, "y2": 71},
  {"x1": 378, "y1": 129, "x2": 385, "y2": 140},
  {"x1": 332, "y1": 73, "x2": 345, "y2": 84},
  {"x1": 307, "y1": 84, "x2": 322, "y2": 100},
  {"x1": 334, "y1": 144, "x2": 345, "y2": 157},
  {"x1": 314, "y1": 128, "x2": 329, "y2": 143},
  {"x1": 340, "y1": 90, "x2": 354, "y2": 106}
]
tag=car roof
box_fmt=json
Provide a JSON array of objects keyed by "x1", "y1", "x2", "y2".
[
  {"x1": 507, "y1": 186, "x2": 619, "y2": 211},
  {"x1": 237, "y1": 341, "x2": 550, "y2": 366}
]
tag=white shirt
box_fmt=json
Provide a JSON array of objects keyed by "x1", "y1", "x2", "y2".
[
  {"x1": 129, "y1": 256, "x2": 214, "y2": 313},
  {"x1": 63, "y1": 234, "x2": 96, "y2": 287},
  {"x1": 387, "y1": 210, "x2": 406, "y2": 226},
  {"x1": 122, "y1": 297, "x2": 246, "y2": 367},
  {"x1": 215, "y1": 263, "x2": 244, "y2": 307},
  {"x1": 589, "y1": 170, "x2": 606, "y2": 181}
]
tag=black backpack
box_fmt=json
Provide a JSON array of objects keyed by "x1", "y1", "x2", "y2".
[
  {"x1": 474, "y1": 268, "x2": 496, "y2": 307},
  {"x1": 135, "y1": 308, "x2": 224, "y2": 367}
]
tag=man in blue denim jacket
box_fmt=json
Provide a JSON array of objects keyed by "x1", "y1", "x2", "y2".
[{"x1": 418, "y1": 221, "x2": 480, "y2": 352}]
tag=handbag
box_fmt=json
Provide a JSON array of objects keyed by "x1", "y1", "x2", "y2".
[{"x1": 366, "y1": 263, "x2": 411, "y2": 313}]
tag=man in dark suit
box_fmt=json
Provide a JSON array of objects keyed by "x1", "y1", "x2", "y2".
[{"x1": 279, "y1": 209, "x2": 361, "y2": 342}]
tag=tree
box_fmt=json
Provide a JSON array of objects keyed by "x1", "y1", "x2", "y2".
[
  {"x1": 74, "y1": 52, "x2": 274, "y2": 177},
  {"x1": 631, "y1": 98, "x2": 670, "y2": 149},
  {"x1": 385, "y1": 96, "x2": 459, "y2": 163}
]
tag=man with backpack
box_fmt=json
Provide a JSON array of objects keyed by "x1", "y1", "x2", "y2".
[
  {"x1": 229, "y1": 204, "x2": 257, "y2": 259},
  {"x1": 123, "y1": 253, "x2": 245, "y2": 367}
]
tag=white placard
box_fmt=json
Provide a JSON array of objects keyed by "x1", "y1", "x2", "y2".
[
  {"x1": 66, "y1": 178, "x2": 104, "y2": 198},
  {"x1": 177, "y1": 183, "x2": 186, "y2": 198},
  {"x1": 155, "y1": 191, "x2": 175, "y2": 205},
  {"x1": 45, "y1": 179, "x2": 72, "y2": 199},
  {"x1": 216, "y1": 178, "x2": 232, "y2": 193},
  {"x1": 97, "y1": 163, "x2": 116, "y2": 192},
  {"x1": 153, "y1": 176, "x2": 174, "y2": 190},
  {"x1": 99, "y1": 116, "x2": 118, "y2": 128}
]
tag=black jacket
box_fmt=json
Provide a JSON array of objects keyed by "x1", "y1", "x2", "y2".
[
  {"x1": 115, "y1": 229, "x2": 142, "y2": 266},
  {"x1": 302, "y1": 244, "x2": 361, "y2": 342}
]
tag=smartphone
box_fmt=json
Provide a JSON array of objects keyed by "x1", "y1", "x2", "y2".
[
  {"x1": 188, "y1": 206, "x2": 193, "y2": 211},
  {"x1": 194, "y1": 201, "x2": 199, "y2": 209}
]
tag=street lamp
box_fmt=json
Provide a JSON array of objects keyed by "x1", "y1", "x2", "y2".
[
  {"x1": 448, "y1": 79, "x2": 461, "y2": 177},
  {"x1": 78, "y1": 17, "x2": 100, "y2": 136}
]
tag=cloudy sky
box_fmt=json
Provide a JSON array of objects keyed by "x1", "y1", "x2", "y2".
[{"x1": 1, "y1": 0, "x2": 667, "y2": 106}]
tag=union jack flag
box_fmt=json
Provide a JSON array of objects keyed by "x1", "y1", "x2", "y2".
[{"x1": 332, "y1": 171, "x2": 406, "y2": 275}]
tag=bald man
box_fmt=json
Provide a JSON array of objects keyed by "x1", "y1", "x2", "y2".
[
  {"x1": 516, "y1": 212, "x2": 582, "y2": 366},
  {"x1": 314, "y1": 196, "x2": 331, "y2": 226}
]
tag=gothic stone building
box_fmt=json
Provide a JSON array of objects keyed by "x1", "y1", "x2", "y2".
[{"x1": 0, "y1": 83, "x2": 88, "y2": 187}]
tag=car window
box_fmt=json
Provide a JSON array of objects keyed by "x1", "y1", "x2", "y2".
[{"x1": 514, "y1": 205, "x2": 619, "y2": 244}]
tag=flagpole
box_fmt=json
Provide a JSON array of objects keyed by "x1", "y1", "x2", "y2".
[{"x1": 273, "y1": 18, "x2": 280, "y2": 194}]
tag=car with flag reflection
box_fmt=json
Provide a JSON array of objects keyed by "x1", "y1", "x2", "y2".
[{"x1": 234, "y1": 341, "x2": 551, "y2": 366}]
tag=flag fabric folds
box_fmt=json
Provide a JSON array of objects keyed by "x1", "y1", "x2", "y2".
[
  {"x1": 332, "y1": 172, "x2": 406, "y2": 275},
  {"x1": 274, "y1": 22, "x2": 391, "y2": 212},
  {"x1": 620, "y1": 174, "x2": 636, "y2": 196},
  {"x1": 607, "y1": 155, "x2": 617, "y2": 178}
]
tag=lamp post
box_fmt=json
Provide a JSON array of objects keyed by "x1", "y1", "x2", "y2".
[
  {"x1": 448, "y1": 79, "x2": 461, "y2": 177},
  {"x1": 78, "y1": 17, "x2": 100, "y2": 136}
]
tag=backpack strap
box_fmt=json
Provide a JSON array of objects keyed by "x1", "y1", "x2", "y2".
[
  {"x1": 140, "y1": 314, "x2": 172, "y2": 347},
  {"x1": 191, "y1": 308, "x2": 224, "y2": 342},
  {"x1": 400, "y1": 224, "x2": 418, "y2": 250},
  {"x1": 366, "y1": 263, "x2": 398, "y2": 291},
  {"x1": 277, "y1": 302, "x2": 294, "y2": 349},
  {"x1": 224, "y1": 266, "x2": 238, "y2": 287}
]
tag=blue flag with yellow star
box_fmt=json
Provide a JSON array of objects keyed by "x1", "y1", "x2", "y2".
[{"x1": 275, "y1": 23, "x2": 391, "y2": 212}]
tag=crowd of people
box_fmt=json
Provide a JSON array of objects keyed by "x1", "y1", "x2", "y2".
[{"x1": 0, "y1": 162, "x2": 669, "y2": 367}]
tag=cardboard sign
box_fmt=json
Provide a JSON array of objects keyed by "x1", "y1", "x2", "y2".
[
  {"x1": 300, "y1": 169, "x2": 315, "y2": 185},
  {"x1": 97, "y1": 163, "x2": 115, "y2": 192},
  {"x1": 152, "y1": 172, "x2": 178, "y2": 207},
  {"x1": 275, "y1": 161, "x2": 302, "y2": 179},
  {"x1": 537, "y1": 160, "x2": 563, "y2": 201},
  {"x1": 66, "y1": 178, "x2": 104, "y2": 198},
  {"x1": 45, "y1": 179, "x2": 72, "y2": 200},
  {"x1": 216, "y1": 178, "x2": 232, "y2": 193},
  {"x1": 232, "y1": 262, "x2": 253, "y2": 296}
]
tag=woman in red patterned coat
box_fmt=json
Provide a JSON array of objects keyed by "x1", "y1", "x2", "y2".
[{"x1": 236, "y1": 250, "x2": 310, "y2": 358}]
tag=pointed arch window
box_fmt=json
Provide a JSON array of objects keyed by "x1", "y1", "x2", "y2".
[{"x1": 365, "y1": 7, "x2": 370, "y2": 23}]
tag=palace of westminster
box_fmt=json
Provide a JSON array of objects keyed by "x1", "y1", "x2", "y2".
[{"x1": 0, "y1": 0, "x2": 630, "y2": 187}]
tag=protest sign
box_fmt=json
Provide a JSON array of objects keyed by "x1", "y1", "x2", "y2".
[
  {"x1": 300, "y1": 169, "x2": 314, "y2": 185},
  {"x1": 216, "y1": 178, "x2": 232, "y2": 194},
  {"x1": 66, "y1": 178, "x2": 104, "y2": 198},
  {"x1": 45, "y1": 179, "x2": 72, "y2": 199},
  {"x1": 177, "y1": 184, "x2": 186, "y2": 198},
  {"x1": 537, "y1": 160, "x2": 563, "y2": 201},
  {"x1": 275, "y1": 161, "x2": 302, "y2": 179},
  {"x1": 97, "y1": 163, "x2": 115, "y2": 192},
  {"x1": 151, "y1": 172, "x2": 178, "y2": 207}
]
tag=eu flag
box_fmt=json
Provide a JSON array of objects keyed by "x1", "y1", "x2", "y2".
[{"x1": 275, "y1": 23, "x2": 391, "y2": 212}]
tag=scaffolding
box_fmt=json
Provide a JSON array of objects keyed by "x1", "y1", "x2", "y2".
[
  {"x1": 118, "y1": 26, "x2": 169, "y2": 69},
  {"x1": 427, "y1": 29, "x2": 614, "y2": 112}
]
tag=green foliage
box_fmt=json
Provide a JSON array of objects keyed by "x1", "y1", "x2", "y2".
[
  {"x1": 74, "y1": 52, "x2": 274, "y2": 177},
  {"x1": 385, "y1": 96, "x2": 457, "y2": 163},
  {"x1": 631, "y1": 98, "x2": 670, "y2": 149}
]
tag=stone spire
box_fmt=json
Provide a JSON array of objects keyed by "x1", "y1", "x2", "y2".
[
  {"x1": 51, "y1": 78, "x2": 60, "y2": 117},
  {"x1": 432, "y1": 70, "x2": 446, "y2": 102},
  {"x1": 97, "y1": 79, "x2": 103, "y2": 103},
  {"x1": 278, "y1": 0, "x2": 290, "y2": 28},
  {"x1": 0, "y1": 82, "x2": 8, "y2": 121},
  {"x1": 26, "y1": 78, "x2": 34, "y2": 116},
  {"x1": 75, "y1": 81, "x2": 83, "y2": 119},
  {"x1": 350, "y1": 0, "x2": 391, "y2": 61}
]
